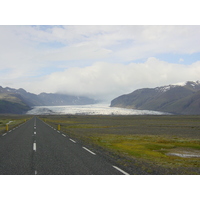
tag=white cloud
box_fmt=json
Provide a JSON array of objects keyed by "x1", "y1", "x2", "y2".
[
  {"x1": 20, "y1": 58, "x2": 200, "y2": 101},
  {"x1": 2, "y1": 25, "x2": 200, "y2": 64},
  {"x1": 1, "y1": 25, "x2": 200, "y2": 68},
  {"x1": 1, "y1": 25, "x2": 200, "y2": 101}
]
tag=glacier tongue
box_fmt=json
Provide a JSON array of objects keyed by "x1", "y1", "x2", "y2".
[{"x1": 27, "y1": 104, "x2": 170, "y2": 115}]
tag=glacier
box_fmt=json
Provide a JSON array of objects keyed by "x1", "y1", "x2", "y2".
[{"x1": 26, "y1": 104, "x2": 171, "y2": 115}]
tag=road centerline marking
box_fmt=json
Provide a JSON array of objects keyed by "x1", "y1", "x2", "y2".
[
  {"x1": 2, "y1": 133, "x2": 7, "y2": 136},
  {"x1": 62, "y1": 134, "x2": 66, "y2": 137},
  {"x1": 33, "y1": 143, "x2": 36, "y2": 152},
  {"x1": 112, "y1": 166, "x2": 129, "y2": 175},
  {"x1": 83, "y1": 147, "x2": 96, "y2": 155}
]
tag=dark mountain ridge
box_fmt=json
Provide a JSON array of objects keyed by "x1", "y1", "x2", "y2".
[
  {"x1": 0, "y1": 86, "x2": 98, "y2": 114},
  {"x1": 110, "y1": 81, "x2": 200, "y2": 115}
]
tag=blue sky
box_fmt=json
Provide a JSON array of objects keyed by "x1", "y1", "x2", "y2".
[
  {"x1": 156, "y1": 52, "x2": 200, "y2": 65},
  {"x1": 0, "y1": 25, "x2": 200, "y2": 101}
]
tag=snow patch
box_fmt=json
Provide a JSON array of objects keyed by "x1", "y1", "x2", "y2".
[
  {"x1": 156, "y1": 85, "x2": 174, "y2": 93},
  {"x1": 172, "y1": 82, "x2": 186, "y2": 86},
  {"x1": 156, "y1": 80, "x2": 200, "y2": 93}
]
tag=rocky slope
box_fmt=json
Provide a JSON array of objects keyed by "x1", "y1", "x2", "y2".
[{"x1": 110, "y1": 81, "x2": 200, "y2": 115}]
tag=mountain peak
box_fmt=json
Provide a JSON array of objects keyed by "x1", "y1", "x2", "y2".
[
  {"x1": 185, "y1": 80, "x2": 200, "y2": 88},
  {"x1": 173, "y1": 80, "x2": 200, "y2": 87},
  {"x1": 17, "y1": 88, "x2": 27, "y2": 93},
  {"x1": 154, "y1": 80, "x2": 200, "y2": 94}
]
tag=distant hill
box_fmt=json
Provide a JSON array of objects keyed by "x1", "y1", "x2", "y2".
[
  {"x1": 37, "y1": 93, "x2": 97, "y2": 106},
  {"x1": 0, "y1": 86, "x2": 98, "y2": 114},
  {"x1": 0, "y1": 92, "x2": 31, "y2": 114},
  {"x1": 110, "y1": 81, "x2": 200, "y2": 115}
]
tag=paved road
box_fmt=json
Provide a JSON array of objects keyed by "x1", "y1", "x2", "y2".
[{"x1": 0, "y1": 117, "x2": 129, "y2": 175}]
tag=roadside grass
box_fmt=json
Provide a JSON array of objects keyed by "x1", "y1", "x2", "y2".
[
  {"x1": 0, "y1": 115, "x2": 31, "y2": 134},
  {"x1": 88, "y1": 134, "x2": 200, "y2": 168},
  {"x1": 40, "y1": 115, "x2": 200, "y2": 174}
]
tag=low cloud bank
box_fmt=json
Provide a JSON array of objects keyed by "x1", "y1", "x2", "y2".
[{"x1": 23, "y1": 58, "x2": 200, "y2": 101}]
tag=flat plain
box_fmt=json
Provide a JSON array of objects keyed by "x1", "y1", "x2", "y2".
[{"x1": 39, "y1": 115, "x2": 200, "y2": 175}]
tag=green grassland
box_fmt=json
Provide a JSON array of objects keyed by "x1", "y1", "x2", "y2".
[{"x1": 40, "y1": 115, "x2": 200, "y2": 175}]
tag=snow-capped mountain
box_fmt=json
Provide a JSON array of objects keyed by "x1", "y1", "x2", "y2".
[
  {"x1": 155, "y1": 81, "x2": 200, "y2": 93},
  {"x1": 110, "y1": 81, "x2": 200, "y2": 115}
]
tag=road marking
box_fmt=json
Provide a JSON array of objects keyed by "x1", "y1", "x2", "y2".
[
  {"x1": 33, "y1": 143, "x2": 36, "y2": 151},
  {"x1": 34, "y1": 131, "x2": 36, "y2": 135},
  {"x1": 83, "y1": 147, "x2": 96, "y2": 155},
  {"x1": 62, "y1": 134, "x2": 66, "y2": 137},
  {"x1": 70, "y1": 139, "x2": 76, "y2": 143},
  {"x1": 57, "y1": 131, "x2": 60, "y2": 133},
  {"x1": 112, "y1": 166, "x2": 129, "y2": 175},
  {"x1": 34, "y1": 126, "x2": 36, "y2": 129},
  {"x1": 35, "y1": 170, "x2": 37, "y2": 175},
  {"x1": 9, "y1": 130, "x2": 11, "y2": 132},
  {"x1": 2, "y1": 133, "x2": 7, "y2": 136}
]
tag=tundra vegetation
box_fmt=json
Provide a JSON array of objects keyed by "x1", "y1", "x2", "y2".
[{"x1": 40, "y1": 115, "x2": 200, "y2": 175}]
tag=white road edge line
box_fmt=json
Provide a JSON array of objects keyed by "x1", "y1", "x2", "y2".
[
  {"x1": 33, "y1": 143, "x2": 36, "y2": 151},
  {"x1": 2, "y1": 133, "x2": 7, "y2": 136},
  {"x1": 83, "y1": 147, "x2": 96, "y2": 155},
  {"x1": 113, "y1": 166, "x2": 129, "y2": 175},
  {"x1": 62, "y1": 134, "x2": 66, "y2": 137},
  {"x1": 69, "y1": 139, "x2": 76, "y2": 143}
]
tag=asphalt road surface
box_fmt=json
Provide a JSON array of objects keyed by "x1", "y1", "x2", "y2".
[{"x1": 0, "y1": 117, "x2": 129, "y2": 175}]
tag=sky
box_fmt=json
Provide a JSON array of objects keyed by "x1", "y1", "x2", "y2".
[{"x1": 0, "y1": 25, "x2": 200, "y2": 101}]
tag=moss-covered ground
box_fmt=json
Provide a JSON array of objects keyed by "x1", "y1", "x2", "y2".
[{"x1": 40, "y1": 115, "x2": 200, "y2": 175}]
